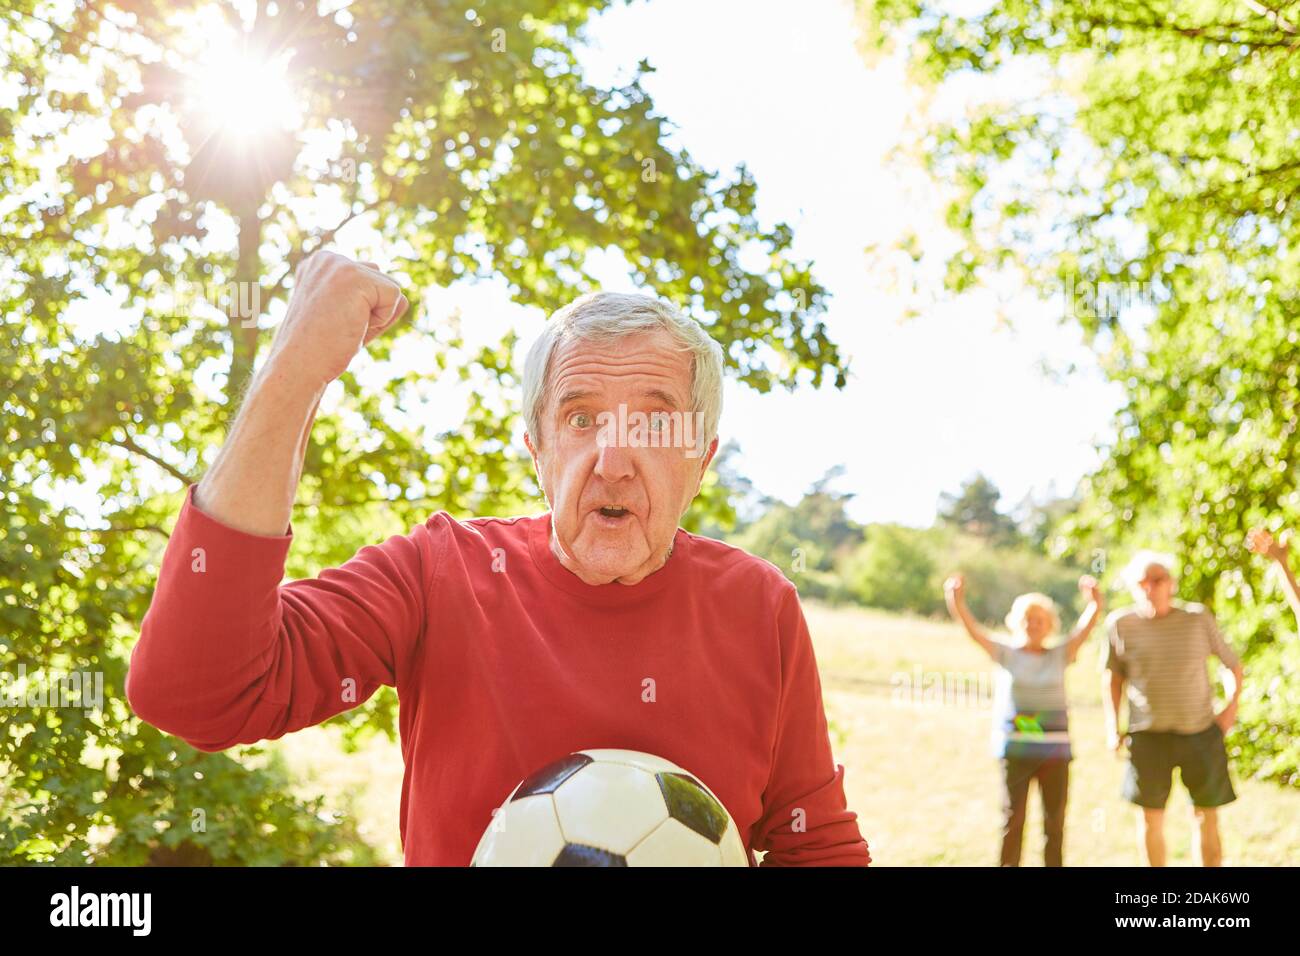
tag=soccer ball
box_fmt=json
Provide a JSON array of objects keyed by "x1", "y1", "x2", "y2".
[{"x1": 470, "y1": 749, "x2": 750, "y2": 866}]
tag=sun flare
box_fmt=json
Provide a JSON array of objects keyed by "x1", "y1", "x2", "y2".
[{"x1": 186, "y1": 37, "x2": 301, "y2": 140}]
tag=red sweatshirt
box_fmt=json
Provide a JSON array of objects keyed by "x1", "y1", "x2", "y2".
[{"x1": 126, "y1": 487, "x2": 871, "y2": 867}]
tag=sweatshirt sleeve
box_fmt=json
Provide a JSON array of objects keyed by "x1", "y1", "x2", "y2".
[
  {"x1": 1203, "y1": 610, "x2": 1241, "y2": 670},
  {"x1": 125, "y1": 485, "x2": 437, "y2": 752},
  {"x1": 750, "y1": 583, "x2": 871, "y2": 867}
]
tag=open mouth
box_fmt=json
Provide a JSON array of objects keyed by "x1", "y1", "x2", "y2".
[{"x1": 595, "y1": 505, "x2": 632, "y2": 525}]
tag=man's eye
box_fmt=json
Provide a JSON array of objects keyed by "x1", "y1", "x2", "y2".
[
  {"x1": 649, "y1": 412, "x2": 670, "y2": 431},
  {"x1": 568, "y1": 412, "x2": 591, "y2": 428}
]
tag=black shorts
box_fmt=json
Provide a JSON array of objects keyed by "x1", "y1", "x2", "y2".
[{"x1": 1122, "y1": 723, "x2": 1236, "y2": 809}]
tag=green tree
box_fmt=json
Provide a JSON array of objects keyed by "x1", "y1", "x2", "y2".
[
  {"x1": 938, "y1": 473, "x2": 1020, "y2": 545},
  {"x1": 843, "y1": 523, "x2": 940, "y2": 614},
  {"x1": 732, "y1": 464, "x2": 863, "y2": 601},
  {"x1": 857, "y1": 0, "x2": 1300, "y2": 785},
  {"x1": 799, "y1": 464, "x2": 865, "y2": 561},
  {"x1": 691, "y1": 438, "x2": 764, "y2": 540},
  {"x1": 1, "y1": 0, "x2": 850, "y2": 863}
]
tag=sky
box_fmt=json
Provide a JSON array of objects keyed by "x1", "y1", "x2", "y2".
[
  {"x1": 37, "y1": 0, "x2": 1126, "y2": 528},
  {"x1": 421, "y1": 0, "x2": 1125, "y2": 527}
]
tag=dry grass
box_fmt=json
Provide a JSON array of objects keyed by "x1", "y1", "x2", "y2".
[{"x1": 809, "y1": 601, "x2": 1300, "y2": 866}]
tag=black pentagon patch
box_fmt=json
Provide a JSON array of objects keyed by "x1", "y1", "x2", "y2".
[
  {"x1": 552, "y1": 844, "x2": 628, "y2": 867},
  {"x1": 512, "y1": 752, "x2": 592, "y2": 801},
  {"x1": 656, "y1": 772, "x2": 728, "y2": 844}
]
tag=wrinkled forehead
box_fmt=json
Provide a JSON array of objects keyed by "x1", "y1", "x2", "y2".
[{"x1": 546, "y1": 329, "x2": 693, "y2": 408}]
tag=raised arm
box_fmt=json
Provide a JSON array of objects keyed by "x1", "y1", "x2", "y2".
[
  {"x1": 1246, "y1": 527, "x2": 1300, "y2": 629},
  {"x1": 1064, "y1": 575, "x2": 1104, "y2": 664},
  {"x1": 943, "y1": 573, "x2": 1000, "y2": 661},
  {"x1": 195, "y1": 252, "x2": 408, "y2": 535},
  {"x1": 125, "y1": 252, "x2": 420, "y2": 751}
]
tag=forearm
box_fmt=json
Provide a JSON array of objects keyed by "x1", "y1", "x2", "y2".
[
  {"x1": 1224, "y1": 664, "x2": 1243, "y2": 705},
  {"x1": 196, "y1": 359, "x2": 324, "y2": 536},
  {"x1": 1076, "y1": 601, "x2": 1101, "y2": 638},
  {"x1": 1277, "y1": 558, "x2": 1300, "y2": 623},
  {"x1": 946, "y1": 595, "x2": 987, "y2": 644},
  {"x1": 1067, "y1": 601, "x2": 1101, "y2": 655},
  {"x1": 1103, "y1": 672, "x2": 1124, "y2": 729}
]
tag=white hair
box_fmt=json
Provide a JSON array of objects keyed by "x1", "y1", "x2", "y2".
[
  {"x1": 522, "y1": 291, "x2": 725, "y2": 453},
  {"x1": 1121, "y1": 549, "x2": 1178, "y2": 595},
  {"x1": 1004, "y1": 592, "x2": 1061, "y2": 637}
]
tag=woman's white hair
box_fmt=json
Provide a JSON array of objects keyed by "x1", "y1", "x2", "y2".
[
  {"x1": 1004, "y1": 592, "x2": 1061, "y2": 637},
  {"x1": 1121, "y1": 549, "x2": 1178, "y2": 595},
  {"x1": 522, "y1": 291, "x2": 725, "y2": 453}
]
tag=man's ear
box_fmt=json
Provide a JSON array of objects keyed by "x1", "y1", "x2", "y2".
[
  {"x1": 691, "y1": 436, "x2": 720, "y2": 498},
  {"x1": 524, "y1": 431, "x2": 548, "y2": 501}
]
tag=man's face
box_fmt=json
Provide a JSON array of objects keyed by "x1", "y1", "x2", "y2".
[
  {"x1": 524, "y1": 328, "x2": 718, "y2": 586},
  {"x1": 1139, "y1": 563, "x2": 1175, "y2": 611}
]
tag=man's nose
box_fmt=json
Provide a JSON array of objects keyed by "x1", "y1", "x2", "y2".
[{"x1": 593, "y1": 437, "x2": 636, "y2": 481}]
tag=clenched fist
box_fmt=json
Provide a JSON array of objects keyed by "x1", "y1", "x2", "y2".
[
  {"x1": 266, "y1": 251, "x2": 409, "y2": 390},
  {"x1": 1246, "y1": 526, "x2": 1290, "y2": 563}
]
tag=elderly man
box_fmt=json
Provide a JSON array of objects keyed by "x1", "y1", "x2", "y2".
[
  {"x1": 125, "y1": 252, "x2": 870, "y2": 867},
  {"x1": 1102, "y1": 550, "x2": 1244, "y2": 867}
]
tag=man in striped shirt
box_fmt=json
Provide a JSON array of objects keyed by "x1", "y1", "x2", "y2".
[{"x1": 1102, "y1": 550, "x2": 1244, "y2": 867}]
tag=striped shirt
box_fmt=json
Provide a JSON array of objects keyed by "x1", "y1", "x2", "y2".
[
  {"x1": 989, "y1": 642, "x2": 1071, "y2": 760},
  {"x1": 1103, "y1": 602, "x2": 1241, "y2": 734}
]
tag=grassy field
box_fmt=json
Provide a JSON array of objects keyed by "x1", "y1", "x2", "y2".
[{"x1": 278, "y1": 600, "x2": 1300, "y2": 866}]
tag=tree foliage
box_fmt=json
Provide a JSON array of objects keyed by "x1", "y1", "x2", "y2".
[
  {"x1": 858, "y1": 0, "x2": 1300, "y2": 784},
  {"x1": 730, "y1": 465, "x2": 864, "y2": 603},
  {"x1": 1, "y1": 0, "x2": 848, "y2": 862},
  {"x1": 938, "y1": 472, "x2": 1021, "y2": 545}
]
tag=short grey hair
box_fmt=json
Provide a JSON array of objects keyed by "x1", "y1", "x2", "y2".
[{"x1": 522, "y1": 291, "x2": 725, "y2": 453}]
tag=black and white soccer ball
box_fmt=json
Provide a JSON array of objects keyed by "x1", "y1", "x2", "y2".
[{"x1": 471, "y1": 749, "x2": 750, "y2": 866}]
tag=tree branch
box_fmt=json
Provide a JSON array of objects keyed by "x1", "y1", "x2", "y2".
[
  {"x1": 273, "y1": 201, "x2": 381, "y2": 298},
  {"x1": 110, "y1": 434, "x2": 194, "y2": 485},
  {"x1": 89, "y1": 524, "x2": 171, "y2": 539},
  {"x1": 1077, "y1": 12, "x2": 1300, "y2": 49},
  {"x1": 1242, "y1": 0, "x2": 1299, "y2": 35}
]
